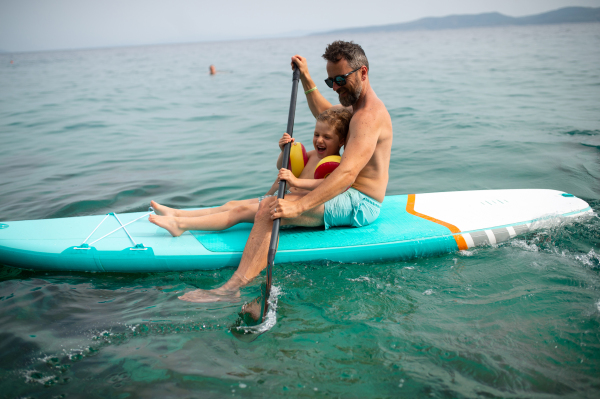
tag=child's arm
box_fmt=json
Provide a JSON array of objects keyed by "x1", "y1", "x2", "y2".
[
  {"x1": 264, "y1": 179, "x2": 280, "y2": 196},
  {"x1": 278, "y1": 168, "x2": 324, "y2": 191},
  {"x1": 276, "y1": 133, "x2": 294, "y2": 169}
]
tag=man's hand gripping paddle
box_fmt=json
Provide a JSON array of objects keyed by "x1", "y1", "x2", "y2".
[{"x1": 230, "y1": 64, "x2": 301, "y2": 341}]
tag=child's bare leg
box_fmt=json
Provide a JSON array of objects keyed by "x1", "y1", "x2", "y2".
[
  {"x1": 149, "y1": 203, "x2": 259, "y2": 237},
  {"x1": 151, "y1": 198, "x2": 258, "y2": 217}
]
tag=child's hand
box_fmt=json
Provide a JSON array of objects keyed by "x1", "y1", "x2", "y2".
[
  {"x1": 279, "y1": 133, "x2": 295, "y2": 151},
  {"x1": 278, "y1": 168, "x2": 297, "y2": 187}
]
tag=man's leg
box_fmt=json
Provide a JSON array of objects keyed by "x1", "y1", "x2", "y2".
[
  {"x1": 178, "y1": 194, "x2": 324, "y2": 302},
  {"x1": 222, "y1": 194, "x2": 325, "y2": 281}
]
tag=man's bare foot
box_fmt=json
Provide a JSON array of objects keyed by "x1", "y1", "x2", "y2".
[
  {"x1": 179, "y1": 287, "x2": 241, "y2": 303},
  {"x1": 149, "y1": 214, "x2": 185, "y2": 237},
  {"x1": 150, "y1": 200, "x2": 178, "y2": 217}
]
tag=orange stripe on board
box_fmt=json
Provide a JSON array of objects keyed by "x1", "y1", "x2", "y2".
[{"x1": 406, "y1": 194, "x2": 468, "y2": 250}]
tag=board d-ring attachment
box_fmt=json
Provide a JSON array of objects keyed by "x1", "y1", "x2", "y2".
[
  {"x1": 74, "y1": 243, "x2": 92, "y2": 250},
  {"x1": 0, "y1": 223, "x2": 8, "y2": 229},
  {"x1": 130, "y1": 243, "x2": 148, "y2": 251}
]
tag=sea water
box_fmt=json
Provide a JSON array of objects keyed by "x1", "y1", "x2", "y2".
[{"x1": 1, "y1": 23, "x2": 599, "y2": 398}]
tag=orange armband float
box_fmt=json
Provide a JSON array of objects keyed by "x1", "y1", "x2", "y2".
[
  {"x1": 314, "y1": 155, "x2": 341, "y2": 179},
  {"x1": 287, "y1": 142, "x2": 309, "y2": 177}
]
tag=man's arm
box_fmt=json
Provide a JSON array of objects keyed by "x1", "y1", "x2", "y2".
[
  {"x1": 272, "y1": 114, "x2": 379, "y2": 219},
  {"x1": 292, "y1": 55, "x2": 334, "y2": 118},
  {"x1": 293, "y1": 179, "x2": 325, "y2": 191}
]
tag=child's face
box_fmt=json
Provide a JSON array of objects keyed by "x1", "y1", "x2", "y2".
[{"x1": 313, "y1": 121, "x2": 344, "y2": 159}]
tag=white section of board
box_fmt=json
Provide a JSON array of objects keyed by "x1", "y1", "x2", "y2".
[{"x1": 413, "y1": 189, "x2": 590, "y2": 233}]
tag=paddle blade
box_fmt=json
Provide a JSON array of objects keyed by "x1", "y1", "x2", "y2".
[{"x1": 229, "y1": 284, "x2": 279, "y2": 342}]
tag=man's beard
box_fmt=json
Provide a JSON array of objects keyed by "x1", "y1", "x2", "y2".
[{"x1": 338, "y1": 83, "x2": 362, "y2": 107}]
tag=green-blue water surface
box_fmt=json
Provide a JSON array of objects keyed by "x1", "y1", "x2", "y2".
[{"x1": 1, "y1": 23, "x2": 600, "y2": 398}]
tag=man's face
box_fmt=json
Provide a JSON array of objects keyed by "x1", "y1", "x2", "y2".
[{"x1": 326, "y1": 59, "x2": 362, "y2": 107}]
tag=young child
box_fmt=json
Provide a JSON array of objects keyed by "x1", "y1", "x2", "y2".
[{"x1": 149, "y1": 108, "x2": 352, "y2": 236}]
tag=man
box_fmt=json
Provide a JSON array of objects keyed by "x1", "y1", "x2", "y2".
[{"x1": 180, "y1": 41, "x2": 393, "y2": 302}]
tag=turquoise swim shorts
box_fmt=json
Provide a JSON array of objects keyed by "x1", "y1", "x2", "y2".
[{"x1": 324, "y1": 188, "x2": 382, "y2": 229}]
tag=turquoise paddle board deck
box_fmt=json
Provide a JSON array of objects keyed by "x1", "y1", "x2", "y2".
[{"x1": 0, "y1": 190, "x2": 592, "y2": 273}]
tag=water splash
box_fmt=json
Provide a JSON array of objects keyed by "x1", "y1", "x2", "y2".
[
  {"x1": 230, "y1": 285, "x2": 281, "y2": 340},
  {"x1": 574, "y1": 248, "x2": 600, "y2": 269},
  {"x1": 346, "y1": 276, "x2": 372, "y2": 282},
  {"x1": 510, "y1": 239, "x2": 540, "y2": 252},
  {"x1": 22, "y1": 369, "x2": 59, "y2": 387},
  {"x1": 506, "y1": 210, "x2": 600, "y2": 269}
]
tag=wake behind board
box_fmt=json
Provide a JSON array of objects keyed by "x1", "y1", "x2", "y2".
[{"x1": 0, "y1": 189, "x2": 592, "y2": 273}]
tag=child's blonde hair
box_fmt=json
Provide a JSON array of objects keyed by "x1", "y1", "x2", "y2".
[{"x1": 316, "y1": 108, "x2": 352, "y2": 143}]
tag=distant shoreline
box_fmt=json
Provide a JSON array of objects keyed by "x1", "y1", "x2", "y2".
[
  {"x1": 313, "y1": 6, "x2": 600, "y2": 36},
  {"x1": 2, "y1": 7, "x2": 599, "y2": 55}
]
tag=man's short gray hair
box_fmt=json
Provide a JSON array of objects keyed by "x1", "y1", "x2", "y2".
[{"x1": 322, "y1": 41, "x2": 369, "y2": 72}]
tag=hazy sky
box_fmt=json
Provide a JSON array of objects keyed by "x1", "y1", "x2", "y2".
[{"x1": 1, "y1": 0, "x2": 599, "y2": 52}]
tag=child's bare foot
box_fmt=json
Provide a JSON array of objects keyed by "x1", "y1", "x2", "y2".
[
  {"x1": 149, "y1": 214, "x2": 185, "y2": 237},
  {"x1": 150, "y1": 200, "x2": 178, "y2": 217}
]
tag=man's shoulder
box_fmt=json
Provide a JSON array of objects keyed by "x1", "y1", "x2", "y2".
[
  {"x1": 352, "y1": 98, "x2": 390, "y2": 124},
  {"x1": 329, "y1": 104, "x2": 353, "y2": 112}
]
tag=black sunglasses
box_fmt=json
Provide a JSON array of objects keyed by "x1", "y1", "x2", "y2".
[{"x1": 324, "y1": 67, "x2": 361, "y2": 88}]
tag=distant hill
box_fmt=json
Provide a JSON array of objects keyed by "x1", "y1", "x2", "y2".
[{"x1": 315, "y1": 6, "x2": 600, "y2": 35}]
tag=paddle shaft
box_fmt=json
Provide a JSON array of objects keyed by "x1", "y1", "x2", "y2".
[{"x1": 263, "y1": 65, "x2": 301, "y2": 317}]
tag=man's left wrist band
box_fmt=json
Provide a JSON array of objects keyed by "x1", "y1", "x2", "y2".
[{"x1": 304, "y1": 87, "x2": 318, "y2": 94}]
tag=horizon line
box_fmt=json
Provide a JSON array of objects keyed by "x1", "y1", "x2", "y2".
[{"x1": 2, "y1": 6, "x2": 598, "y2": 55}]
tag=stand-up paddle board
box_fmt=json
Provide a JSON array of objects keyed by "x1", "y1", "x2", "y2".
[{"x1": 0, "y1": 189, "x2": 592, "y2": 272}]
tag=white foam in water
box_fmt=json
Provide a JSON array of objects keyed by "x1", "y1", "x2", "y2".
[
  {"x1": 575, "y1": 248, "x2": 600, "y2": 268},
  {"x1": 239, "y1": 285, "x2": 281, "y2": 335},
  {"x1": 347, "y1": 276, "x2": 371, "y2": 282},
  {"x1": 510, "y1": 239, "x2": 539, "y2": 252},
  {"x1": 423, "y1": 289, "x2": 433, "y2": 295},
  {"x1": 22, "y1": 369, "x2": 56, "y2": 385}
]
